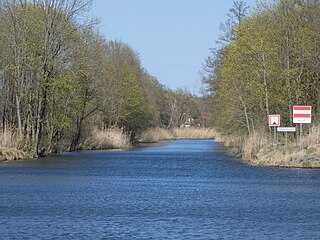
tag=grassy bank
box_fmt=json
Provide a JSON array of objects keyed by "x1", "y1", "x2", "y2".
[
  {"x1": 0, "y1": 148, "x2": 31, "y2": 162},
  {"x1": 139, "y1": 127, "x2": 215, "y2": 143},
  {"x1": 0, "y1": 127, "x2": 133, "y2": 162},
  {"x1": 0, "y1": 130, "x2": 31, "y2": 162},
  {"x1": 0, "y1": 126, "x2": 215, "y2": 162},
  {"x1": 215, "y1": 126, "x2": 320, "y2": 168}
]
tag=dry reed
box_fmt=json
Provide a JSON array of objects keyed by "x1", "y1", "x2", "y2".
[
  {"x1": 139, "y1": 127, "x2": 174, "y2": 142},
  {"x1": 244, "y1": 125, "x2": 320, "y2": 167},
  {"x1": 0, "y1": 129, "x2": 30, "y2": 161},
  {"x1": 0, "y1": 129, "x2": 19, "y2": 149},
  {"x1": 139, "y1": 127, "x2": 214, "y2": 143},
  {"x1": 242, "y1": 131, "x2": 270, "y2": 161},
  {"x1": 303, "y1": 125, "x2": 320, "y2": 146},
  {"x1": 86, "y1": 127, "x2": 131, "y2": 149},
  {"x1": 171, "y1": 127, "x2": 215, "y2": 139}
]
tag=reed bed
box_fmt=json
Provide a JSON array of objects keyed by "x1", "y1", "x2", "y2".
[
  {"x1": 0, "y1": 129, "x2": 19, "y2": 149},
  {"x1": 86, "y1": 127, "x2": 131, "y2": 149},
  {"x1": 0, "y1": 129, "x2": 30, "y2": 161},
  {"x1": 139, "y1": 127, "x2": 214, "y2": 143},
  {"x1": 171, "y1": 127, "x2": 215, "y2": 139}
]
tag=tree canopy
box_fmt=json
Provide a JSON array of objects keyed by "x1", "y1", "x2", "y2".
[
  {"x1": 202, "y1": 0, "x2": 320, "y2": 135},
  {"x1": 0, "y1": 0, "x2": 205, "y2": 156}
]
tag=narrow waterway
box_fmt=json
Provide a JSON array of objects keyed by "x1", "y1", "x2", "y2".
[{"x1": 1, "y1": 140, "x2": 320, "y2": 239}]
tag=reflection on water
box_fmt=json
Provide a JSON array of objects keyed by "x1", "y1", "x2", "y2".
[{"x1": 1, "y1": 140, "x2": 320, "y2": 239}]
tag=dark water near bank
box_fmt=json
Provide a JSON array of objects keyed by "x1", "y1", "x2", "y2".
[{"x1": 1, "y1": 140, "x2": 320, "y2": 239}]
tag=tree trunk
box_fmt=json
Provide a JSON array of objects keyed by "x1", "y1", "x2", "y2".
[
  {"x1": 15, "y1": 94, "x2": 22, "y2": 137},
  {"x1": 35, "y1": 84, "x2": 48, "y2": 157},
  {"x1": 233, "y1": 81, "x2": 251, "y2": 134},
  {"x1": 285, "y1": 32, "x2": 293, "y2": 124},
  {"x1": 261, "y1": 51, "x2": 270, "y2": 126}
]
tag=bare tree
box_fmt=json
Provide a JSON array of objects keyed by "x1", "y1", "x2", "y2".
[{"x1": 218, "y1": 0, "x2": 249, "y2": 44}]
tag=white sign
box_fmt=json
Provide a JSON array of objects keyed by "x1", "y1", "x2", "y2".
[
  {"x1": 277, "y1": 127, "x2": 296, "y2": 132},
  {"x1": 269, "y1": 115, "x2": 280, "y2": 127},
  {"x1": 293, "y1": 106, "x2": 311, "y2": 124}
]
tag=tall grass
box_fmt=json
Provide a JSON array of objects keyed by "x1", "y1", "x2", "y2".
[
  {"x1": 139, "y1": 127, "x2": 174, "y2": 143},
  {"x1": 0, "y1": 129, "x2": 30, "y2": 161},
  {"x1": 303, "y1": 125, "x2": 320, "y2": 146},
  {"x1": 171, "y1": 127, "x2": 215, "y2": 139},
  {"x1": 139, "y1": 127, "x2": 214, "y2": 143},
  {"x1": 85, "y1": 127, "x2": 131, "y2": 149},
  {"x1": 242, "y1": 131, "x2": 270, "y2": 160},
  {"x1": 241, "y1": 125, "x2": 320, "y2": 167},
  {"x1": 0, "y1": 129, "x2": 18, "y2": 148}
]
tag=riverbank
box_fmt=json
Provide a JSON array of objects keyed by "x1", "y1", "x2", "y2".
[
  {"x1": 214, "y1": 127, "x2": 320, "y2": 168},
  {"x1": 250, "y1": 145, "x2": 320, "y2": 168},
  {"x1": 0, "y1": 127, "x2": 215, "y2": 162},
  {"x1": 0, "y1": 130, "x2": 31, "y2": 162},
  {"x1": 0, "y1": 148, "x2": 32, "y2": 162}
]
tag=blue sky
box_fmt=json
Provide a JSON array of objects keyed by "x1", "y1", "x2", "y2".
[{"x1": 92, "y1": 0, "x2": 257, "y2": 94}]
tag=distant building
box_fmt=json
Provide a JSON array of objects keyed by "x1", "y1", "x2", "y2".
[
  {"x1": 194, "y1": 114, "x2": 208, "y2": 128},
  {"x1": 179, "y1": 113, "x2": 208, "y2": 128}
]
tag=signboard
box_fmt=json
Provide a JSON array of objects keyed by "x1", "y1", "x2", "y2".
[
  {"x1": 293, "y1": 106, "x2": 311, "y2": 123},
  {"x1": 277, "y1": 127, "x2": 296, "y2": 132},
  {"x1": 268, "y1": 115, "x2": 280, "y2": 127}
]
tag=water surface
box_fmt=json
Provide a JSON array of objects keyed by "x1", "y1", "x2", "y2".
[{"x1": 1, "y1": 140, "x2": 320, "y2": 239}]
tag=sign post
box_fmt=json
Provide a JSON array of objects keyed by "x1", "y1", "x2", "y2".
[
  {"x1": 300, "y1": 123, "x2": 302, "y2": 149},
  {"x1": 269, "y1": 115, "x2": 280, "y2": 146},
  {"x1": 293, "y1": 106, "x2": 311, "y2": 149},
  {"x1": 277, "y1": 127, "x2": 296, "y2": 153}
]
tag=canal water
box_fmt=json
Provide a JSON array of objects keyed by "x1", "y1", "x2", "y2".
[{"x1": 1, "y1": 140, "x2": 320, "y2": 239}]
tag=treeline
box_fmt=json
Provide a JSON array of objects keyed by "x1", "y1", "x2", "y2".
[
  {"x1": 0, "y1": 0, "x2": 203, "y2": 157},
  {"x1": 203, "y1": 0, "x2": 320, "y2": 136}
]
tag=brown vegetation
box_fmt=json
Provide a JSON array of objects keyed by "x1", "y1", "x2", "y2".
[
  {"x1": 172, "y1": 127, "x2": 215, "y2": 139},
  {"x1": 84, "y1": 127, "x2": 132, "y2": 150},
  {"x1": 139, "y1": 128, "x2": 174, "y2": 143},
  {"x1": 242, "y1": 131, "x2": 269, "y2": 161},
  {"x1": 0, "y1": 129, "x2": 18, "y2": 149},
  {"x1": 0, "y1": 148, "x2": 31, "y2": 162},
  {"x1": 219, "y1": 125, "x2": 320, "y2": 168},
  {"x1": 139, "y1": 127, "x2": 214, "y2": 143},
  {"x1": 0, "y1": 130, "x2": 31, "y2": 161}
]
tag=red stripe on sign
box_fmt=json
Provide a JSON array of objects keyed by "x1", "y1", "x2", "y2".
[
  {"x1": 293, "y1": 114, "x2": 311, "y2": 118},
  {"x1": 293, "y1": 106, "x2": 311, "y2": 111}
]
